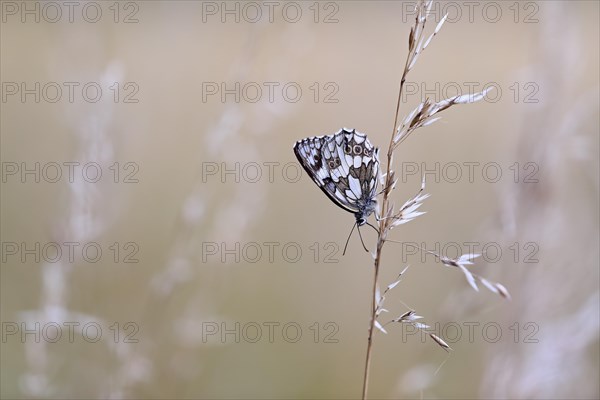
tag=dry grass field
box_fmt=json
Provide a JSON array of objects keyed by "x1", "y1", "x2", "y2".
[{"x1": 1, "y1": 1, "x2": 598, "y2": 398}]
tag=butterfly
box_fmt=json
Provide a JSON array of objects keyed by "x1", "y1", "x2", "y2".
[{"x1": 293, "y1": 128, "x2": 380, "y2": 252}]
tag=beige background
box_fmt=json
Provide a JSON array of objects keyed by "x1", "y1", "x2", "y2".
[{"x1": 1, "y1": 1, "x2": 599, "y2": 399}]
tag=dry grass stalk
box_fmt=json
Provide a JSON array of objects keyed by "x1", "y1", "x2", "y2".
[{"x1": 361, "y1": 1, "x2": 509, "y2": 398}]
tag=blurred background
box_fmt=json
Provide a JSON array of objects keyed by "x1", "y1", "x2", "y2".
[{"x1": 1, "y1": 1, "x2": 598, "y2": 398}]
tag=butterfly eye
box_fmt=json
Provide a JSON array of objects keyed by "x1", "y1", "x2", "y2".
[
  {"x1": 363, "y1": 148, "x2": 370, "y2": 156},
  {"x1": 344, "y1": 144, "x2": 352, "y2": 154},
  {"x1": 353, "y1": 145, "x2": 362, "y2": 155},
  {"x1": 328, "y1": 160, "x2": 337, "y2": 169}
]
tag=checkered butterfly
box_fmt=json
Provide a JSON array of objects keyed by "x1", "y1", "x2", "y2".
[{"x1": 294, "y1": 128, "x2": 380, "y2": 251}]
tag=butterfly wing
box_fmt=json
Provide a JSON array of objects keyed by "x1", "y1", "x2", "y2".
[
  {"x1": 294, "y1": 128, "x2": 379, "y2": 216},
  {"x1": 294, "y1": 134, "x2": 359, "y2": 214}
]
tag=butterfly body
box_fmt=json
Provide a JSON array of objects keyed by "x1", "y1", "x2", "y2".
[{"x1": 293, "y1": 128, "x2": 380, "y2": 226}]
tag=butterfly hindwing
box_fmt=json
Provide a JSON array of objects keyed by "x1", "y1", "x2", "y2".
[
  {"x1": 293, "y1": 134, "x2": 355, "y2": 213},
  {"x1": 293, "y1": 128, "x2": 380, "y2": 224}
]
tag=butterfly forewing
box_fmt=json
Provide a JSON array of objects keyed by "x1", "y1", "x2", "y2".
[{"x1": 293, "y1": 128, "x2": 380, "y2": 224}]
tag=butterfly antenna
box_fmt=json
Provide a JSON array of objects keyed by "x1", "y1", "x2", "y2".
[
  {"x1": 343, "y1": 222, "x2": 358, "y2": 256},
  {"x1": 357, "y1": 225, "x2": 369, "y2": 253}
]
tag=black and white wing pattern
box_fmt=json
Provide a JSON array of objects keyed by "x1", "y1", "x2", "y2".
[{"x1": 293, "y1": 128, "x2": 380, "y2": 225}]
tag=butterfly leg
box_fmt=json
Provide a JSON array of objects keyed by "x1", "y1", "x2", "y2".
[{"x1": 365, "y1": 221, "x2": 380, "y2": 235}]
